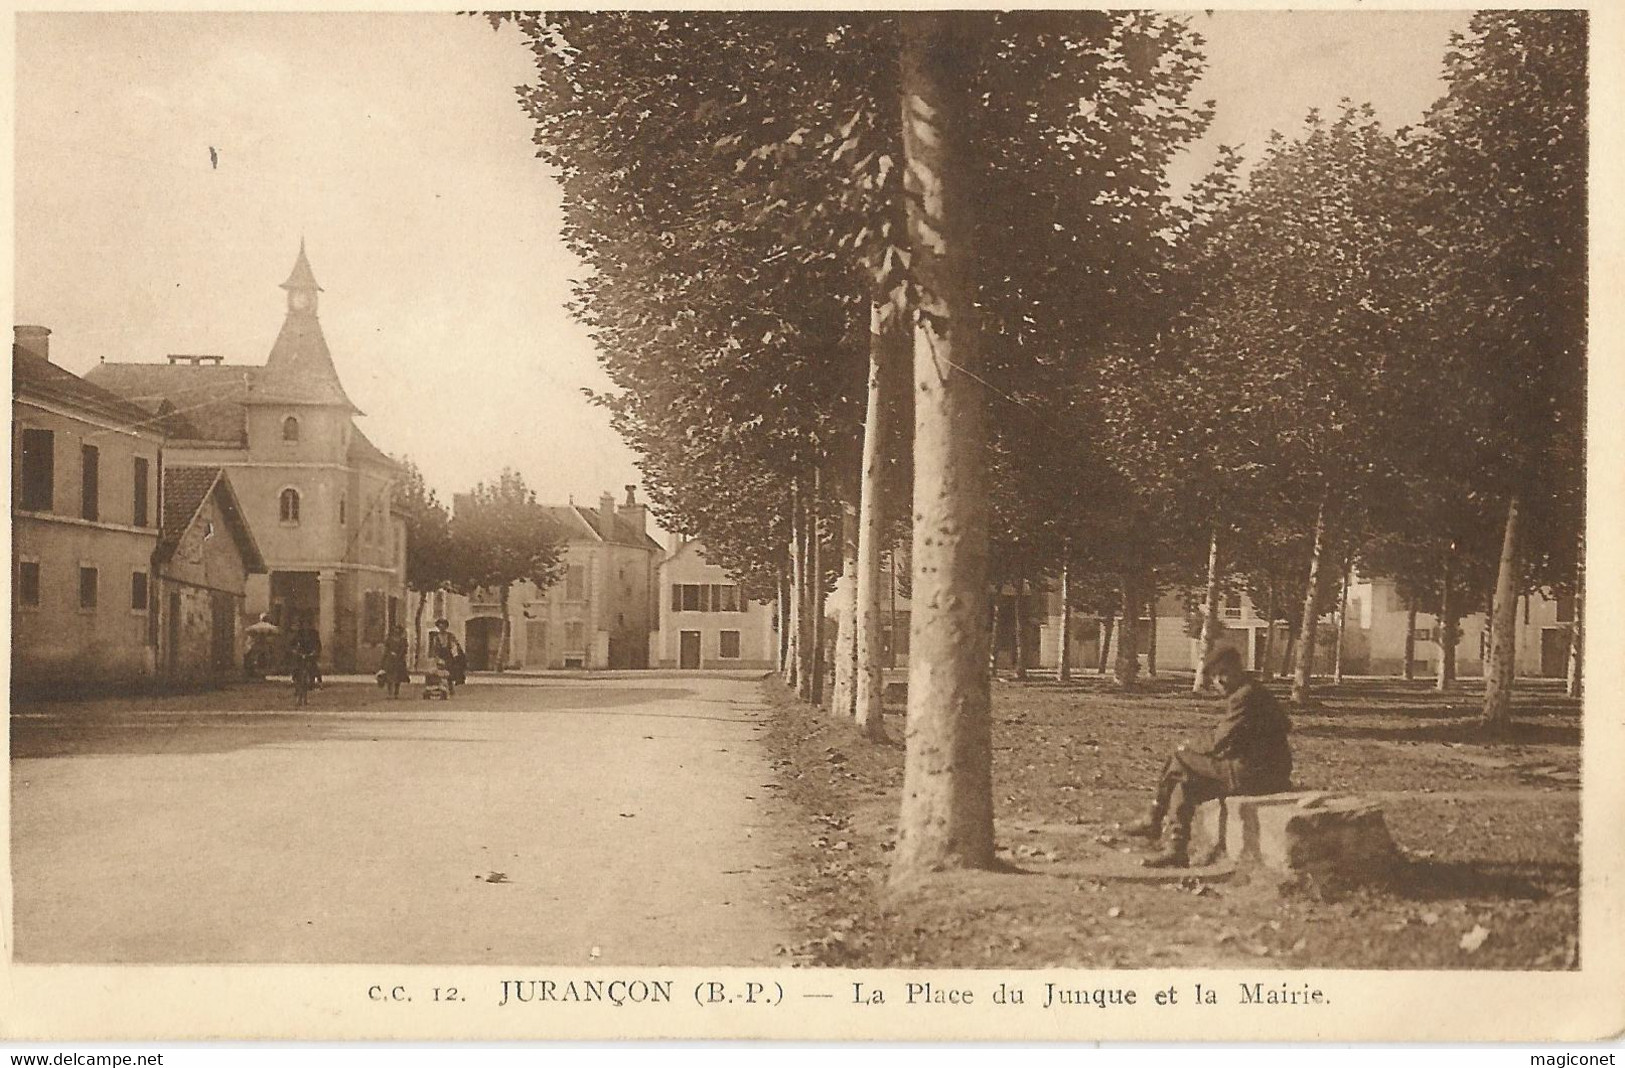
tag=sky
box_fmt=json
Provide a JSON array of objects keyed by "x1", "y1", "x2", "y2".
[{"x1": 12, "y1": 9, "x2": 1472, "y2": 511}]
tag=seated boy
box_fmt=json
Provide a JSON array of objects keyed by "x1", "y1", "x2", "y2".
[{"x1": 1123, "y1": 645, "x2": 1293, "y2": 867}]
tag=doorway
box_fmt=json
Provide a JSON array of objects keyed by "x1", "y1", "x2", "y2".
[
  {"x1": 1540, "y1": 627, "x2": 1569, "y2": 677},
  {"x1": 679, "y1": 630, "x2": 701, "y2": 669},
  {"x1": 466, "y1": 616, "x2": 503, "y2": 671}
]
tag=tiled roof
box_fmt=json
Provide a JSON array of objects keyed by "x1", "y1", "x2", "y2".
[
  {"x1": 571, "y1": 505, "x2": 664, "y2": 552},
  {"x1": 13, "y1": 348, "x2": 164, "y2": 432},
  {"x1": 261, "y1": 311, "x2": 360, "y2": 411},
  {"x1": 83, "y1": 362, "x2": 254, "y2": 443},
  {"x1": 156, "y1": 466, "x2": 266, "y2": 573}
]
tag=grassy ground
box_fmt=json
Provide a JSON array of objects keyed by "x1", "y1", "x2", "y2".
[{"x1": 766, "y1": 672, "x2": 1579, "y2": 970}]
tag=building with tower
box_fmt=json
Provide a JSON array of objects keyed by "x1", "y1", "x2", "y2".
[{"x1": 87, "y1": 244, "x2": 407, "y2": 674}]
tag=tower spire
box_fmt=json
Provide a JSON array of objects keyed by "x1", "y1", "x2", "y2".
[{"x1": 280, "y1": 239, "x2": 323, "y2": 313}]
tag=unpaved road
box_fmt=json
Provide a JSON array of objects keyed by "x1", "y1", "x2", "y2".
[{"x1": 11, "y1": 673, "x2": 789, "y2": 964}]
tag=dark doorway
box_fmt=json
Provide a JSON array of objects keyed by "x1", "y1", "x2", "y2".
[
  {"x1": 1540, "y1": 628, "x2": 1569, "y2": 677},
  {"x1": 466, "y1": 616, "x2": 503, "y2": 671},
  {"x1": 269, "y1": 571, "x2": 319, "y2": 632},
  {"x1": 210, "y1": 592, "x2": 236, "y2": 677},
  {"x1": 680, "y1": 631, "x2": 701, "y2": 669}
]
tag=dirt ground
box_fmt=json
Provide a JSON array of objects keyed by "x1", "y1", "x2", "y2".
[{"x1": 765, "y1": 672, "x2": 1580, "y2": 970}]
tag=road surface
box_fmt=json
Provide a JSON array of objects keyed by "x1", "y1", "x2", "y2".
[{"x1": 11, "y1": 673, "x2": 789, "y2": 964}]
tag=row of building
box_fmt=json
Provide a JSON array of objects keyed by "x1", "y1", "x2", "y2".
[
  {"x1": 12, "y1": 245, "x2": 1573, "y2": 693},
  {"x1": 11, "y1": 245, "x2": 779, "y2": 694}
]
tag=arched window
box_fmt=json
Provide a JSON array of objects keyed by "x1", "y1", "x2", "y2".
[
  {"x1": 279, "y1": 488, "x2": 301, "y2": 523},
  {"x1": 282, "y1": 415, "x2": 300, "y2": 442}
]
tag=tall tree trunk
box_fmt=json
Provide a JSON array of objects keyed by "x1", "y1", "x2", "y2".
[
  {"x1": 855, "y1": 298, "x2": 903, "y2": 739},
  {"x1": 777, "y1": 566, "x2": 790, "y2": 678},
  {"x1": 412, "y1": 588, "x2": 427, "y2": 670},
  {"x1": 1012, "y1": 579, "x2": 1028, "y2": 681},
  {"x1": 809, "y1": 473, "x2": 826, "y2": 707},
  {"x1": 1567, "y1": 542, "x2": 1584, "y2": 698},
  {"x1": 888, "y1": 546, "x2": 899, "y2": 670},
  {"x1": 1145, "y1": 582, "x2": 1158, "y2": 677},
  {"x1": 1261, "y1": 577, "x2": 1277, "y2": 681},
  {"x1": 832, "y1": 498, "x2": 860, "y2": 719},
  {"x1": 1437, "y1": 550, "x2": 1456, "y2": 692},
  {"x1": 1403, "y1": 601, "x2": 1417, "y2": 680},
  {"x1": 1193, "y1": 528, "x2": 1222, "y2": 692},
  {"x1": 894, "y1": 11, "x2": 995, "y2": 879},
  {"x1": 1114, "y1": 574, "x2": 1141, "y2": 690},
  {"x1": 1280, "y1": 632, "x2": 1296, "y2": 679},
  {"x1": 794, "y1": 493, "x2": 813, "y2": 700},
  {"x1": 497, "y1": 583, "x2": 510, "y2": 672},
  {"x1": 988, "y1": 594, "x2": 1002, "y2": 678},
  {"x1": 1332, "y1": 560, "x2": 1350, "y2": 685},
  {"x1": 1096, "y1": 614, "x2": 1114, "y2": 675},
  {"x1": 1291, "y1": 498, "x2": 1328, "y2": 706},
  {"x1": 1056, "y1": 558, "x2": 1072, "y2": 684},
  {"x1": 1482, "y1": 494, "x2": 1522, "y2": 731}
]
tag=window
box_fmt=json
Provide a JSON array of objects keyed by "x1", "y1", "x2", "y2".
[
  {"x1": 718, "y1": 585, "x2": 742, "y2": 612},
  {"x1": 1413, "y1": 627, "x2": 1434, "y2": 643},
  {"x1": 131, "y1": 571, "x2": 149, "y2": 612},
  {"x1": 80, "y1": 444, "x2": 99, "y2": 521},
  {"x1": 282, "y1": 415, "x2": 300, "y2": 442},
  {"x1": 133, "y1": 457, "x2": 150, "y2": 527},
  {"x1": 363, "y1": 591, "x2": 385, "y2": 644},
  {"x1": 566, "y1": 565, "x2": 586, "y2": 601},
  {"x1": 18, "y1": 562, "x2": 40, "y2": 607},
  {"x1": 1223, "y1": 590, "x2": 1243, "y2": 619},
  {"x1": 680, "y1": 584, "x2": 701, "y2": 612},
  {"x1": 564, "y1": 621, "x2": 585, "y2": 649},
  {"x1": 19, "y1": 429, "x2": 54, "y2": 511},
  {"x1": 279, "y1": 488, "x2": 301, "y2": 523},
  {"x1": 1556, "y1": 593, "x2": 1575, "y2": 624},
  {"x1": 719, "y1": 630, "x2": 741, "y2": 659},
  {"x1": 79, "y1": 566, "x2": 98, "y2": 610}
]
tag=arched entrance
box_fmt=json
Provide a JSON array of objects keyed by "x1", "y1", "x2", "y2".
[{"x1": 465, "y1": 616, "x2": 504, "y2": 672}]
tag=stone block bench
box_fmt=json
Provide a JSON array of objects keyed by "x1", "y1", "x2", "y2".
[{"x1": 1189, "y1": 791, "x2": 1399, "y2": 883}]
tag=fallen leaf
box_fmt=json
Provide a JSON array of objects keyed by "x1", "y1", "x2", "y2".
[
  {"x1": 1107, "y1": 906, "x2": 1123, "y2": 919},
  {"x1": 1460, "y1": 925, "x2": 1491, "y2": 952},
  {"x1": 1421, "y1": 911, "x2": 1440, "y2": 926}
]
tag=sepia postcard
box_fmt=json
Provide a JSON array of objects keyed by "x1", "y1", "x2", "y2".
[{"x1": 3, "y1": 0, "x2": 1622, "y2": 1044}]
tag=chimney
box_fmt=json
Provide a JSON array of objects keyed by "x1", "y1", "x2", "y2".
[
  {"x1": 13, "y1": 324, "x2": 51, "y2": 363},
  {"x1": 600, "y1": 491, "x2": 617, "y2": 534},
  {"x1": 619, "y1": 484, "x2": 648, "y2": 536}
]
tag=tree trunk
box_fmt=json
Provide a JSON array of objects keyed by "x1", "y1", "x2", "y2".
[
  {"x1": 888, "y1": 546, "x2": 899, "y2": 670},
  {"x1": 809, "y1": 475, "x2": 826, "y2": 707},
  {"x1": 412, "y1": 588, "x2": 427, "y2": 670},
  {"x1": 988, "y1": 594, "x2": 1002, "y2": 678},
  {"x1": 1280, "y1": 632, "x2": 1296, "y2": 679},
  {"x1": 1096, "y1": 614, "x2": 1114, "y2": 675},
  {"x1": 794, "y1": 494, "x2": 813, "y2": 700},
  {"x1": 1481, "y1": 494, "x2": 1522, "y2": 731},
  {"x1": 1145, "y1": 583, "x2": 1158, "y2": 677},
  {"x1": 1193, "y1": 528, "x2": 1221, "y2": 692},
  {"x1": 777, "y1": 566, "x2": 790, "y2": 678},
  {"x1": 1332, "y1": 560, "x2": 1350, "y2": 685},
  {"x1": 894, "y1": 11, "x2": 995, "y2": 880},
  {"x1": 855, "y1": 298, "x2": 903, "y2": 739},
  {"x1": 497, "y1": 583, "x2": 510, "y2": 672},
  {"x1": 1291, "y1": 499, "x2": 1327, "y2": 706},
  {"x1": 1261, "y1": 578, "x2": 1277, "y2": 680},
  {"x1": 1012, "y1": 579, "x2": 1028, "y2": 681},
  {"x1": 1567, "y1": 543, "x2": 1584, "y2": 698},
  {"x1": 1057, "y1": 559, "x2": 1072, "y2": 684},
  {"x1": 1403, "y1": 602, "x2": 1417, "y2": 680},
  {"x1": 832, "y1": 497, "x2": 860, "y2": 719},
  {"x1": 1436, "y1": 551, "x2": 1456, "y2": 692},
  {"x1": 1114, "y1": 574, "x2": 1141, "y2": 690}
]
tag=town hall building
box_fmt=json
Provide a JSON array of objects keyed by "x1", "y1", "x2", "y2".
[{"x1": 87, "y1": 244, "x2": 407, "y2": 674}]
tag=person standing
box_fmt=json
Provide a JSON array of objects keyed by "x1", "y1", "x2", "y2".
[
  {"x1": 428, "y1": 618, "x2": 464, "y2": 694},
  {"x1": 382, "y1": 623, "x2": 410, "y2": 699},
  {"x1": 1122, "y1": 644, "x2": 1293, "y2": 867}
]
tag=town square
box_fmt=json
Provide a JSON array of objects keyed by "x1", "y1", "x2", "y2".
[{"x1": 8, "y1": 7, "x2": 1595, "y2": 1021}]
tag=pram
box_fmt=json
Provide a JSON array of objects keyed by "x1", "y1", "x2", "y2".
[{"x1": 422, "y1": 658, "x2": 453, "y2": 700}]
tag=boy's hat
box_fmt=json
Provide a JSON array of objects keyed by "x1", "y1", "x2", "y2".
[
  {"x1": 1202, "y1": 645, "x2": 1244, "y2": 674},
  {"x1": 435, "y1": 617, "x2": 450, "y2": 627}
]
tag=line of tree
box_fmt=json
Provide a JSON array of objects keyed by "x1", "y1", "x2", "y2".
[
  {"x1": 394, "y1": 461, "x2": 566, "y2": 669},
  {"x1": 493, "y1": 10, "x2": 1585, "y2": 879}
]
